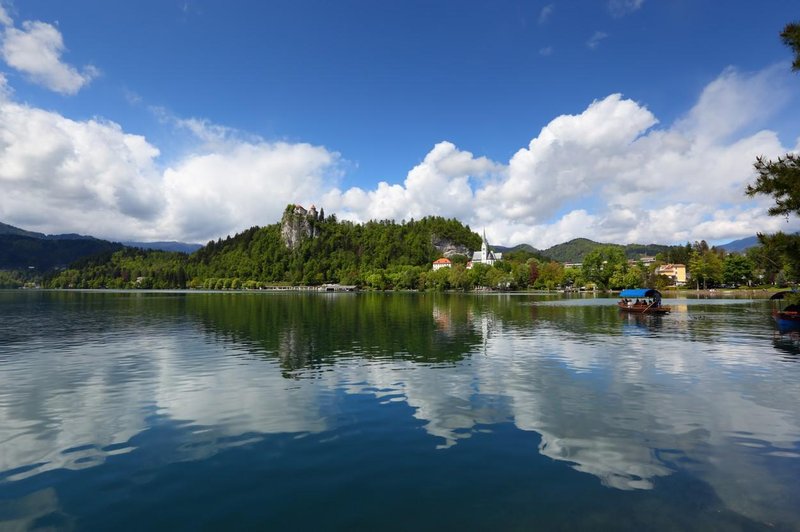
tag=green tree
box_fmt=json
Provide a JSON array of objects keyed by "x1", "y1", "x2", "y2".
[
  {"x1": 723, "y1": 254, "x2": 754, "y2": 286},
  {"x1": 689, "y1": 250, "x2": 723, "y2": 289},
  {"x1": 537, "y1": 261, "x2": 564, "y2": 290},
  {"x1": 562, "y1": 266, "x2": 584, "y2": 289},
  {"x1": 782, "y1": 22, "x2": 800, "y2": 71},
  {"x1": 746, "y1": 155, "x2": 800, "y2": 217},
  {"x1": 744, "y1": 22, "x2": 800, "y2": 282},
  {"x1": 582, "y1": 246, "x2": 627, "y2": 288}
]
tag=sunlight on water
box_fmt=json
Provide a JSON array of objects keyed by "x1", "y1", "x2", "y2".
[{"x1": 0, "y1": 291, "x2": 798, "y2": 530}]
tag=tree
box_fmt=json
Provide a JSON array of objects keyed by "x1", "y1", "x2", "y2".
[
  {"x1": 744, "y1": 23, "x2": 800, "y2": 282},
  {"x1": 723, "y1": 254, "x2": 754, "y2": 286},
  {"x1": 528, "y1": 260, "x2": 540, "y2": 286},
  {"x1": 537, "y1": 261, "x2": 564, "y2": 290},
  {"x1": 746, "y1": 155, "x2": 800, "y2": 217},
  {"x1": 689, "y1": 249, "x2": 723, "y2": 289},
  {"x1": 782, "y1": 22, "x2": 800, "y2": 71},
  {"x1": 582, "y1": 246, "x2": 627, "y2": 288}
]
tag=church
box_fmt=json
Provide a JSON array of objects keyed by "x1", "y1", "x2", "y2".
[{"x1": 468, "y1": 231, "x2": 502, "y2": 268}]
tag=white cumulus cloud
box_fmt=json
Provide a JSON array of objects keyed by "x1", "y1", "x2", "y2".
[
  {"x1": 324, "y1": 141, "x2": 503, "y2": 225},
  {"x1": 0, "y1": 63, "x2": 796, "y2": 248},
  {"x1": 1, "y1": 19, "x2": 98, "y2": 94},
  {"x1": 322, "y1": 65, "x2": 798, "y2": 248},
  {"x1": 162, "y1": 141, "x2": 340, "y2": 242},
  {"x1": 0, "y1": 91, "x2": 164, "y2": 237}
]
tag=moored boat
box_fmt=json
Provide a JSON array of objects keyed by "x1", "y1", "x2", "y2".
[
  {"x1": 618, "y1": 288, "x2": 671, "y2": 314},
  {"x1": 770, "y1": 290, "x2": 800, "y2": 332}
]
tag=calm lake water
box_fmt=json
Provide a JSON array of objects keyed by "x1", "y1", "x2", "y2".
[{"x1": 0, "y1": 290, "x2": 799, "y2": 531}]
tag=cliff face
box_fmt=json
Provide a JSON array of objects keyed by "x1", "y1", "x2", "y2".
[
  {"x1": 431, "y1": 235, "x2": 471, "y2": 258},
  {"x1": 280, "y1": 205, "x2": 312, "y2": 250}
]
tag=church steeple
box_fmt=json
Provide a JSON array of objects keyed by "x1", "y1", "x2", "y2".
[{"x1": 469, "y1": 229, "x2": 502, "y2": 269}]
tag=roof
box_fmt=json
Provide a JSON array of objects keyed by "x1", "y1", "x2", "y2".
[
  {"x1": 433, "y1": 258, "x2": 451, "y2": 264},
  {"x1": 619, "y1": 288, "x2": 662, "y2": 298}
]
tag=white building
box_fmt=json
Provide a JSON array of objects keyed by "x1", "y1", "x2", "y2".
[
  {"x1": 468, "y1": 231, "x2": 502, "y2": 268},
  {"x1": 432, "y1": 258, "x2": 452, "y2": 270}
]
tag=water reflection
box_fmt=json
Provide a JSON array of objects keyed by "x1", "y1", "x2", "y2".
[
  {"x1": 0, "y1": 291, "x2": 798, "y2": 527},
  {"x1": 772, "y1": 332, "x2": 800, "y2": 360}
]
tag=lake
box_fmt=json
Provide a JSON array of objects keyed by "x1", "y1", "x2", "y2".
[{"x1": 0, "y1": 290, "x2": 799, "y2": 530}]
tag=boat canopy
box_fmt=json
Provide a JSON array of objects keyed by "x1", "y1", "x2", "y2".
[
  {"x1": 619, "y1": 288, "x2": 662, "y2": 298},
  {"x1": 770, "y1": 290, "x2": 798, "y2": 300}
]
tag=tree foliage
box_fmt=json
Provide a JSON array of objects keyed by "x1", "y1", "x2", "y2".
[
  {"x1": 782, "y1": 21, "x2": 800, "y2": 71},
  {"x1": 743, "y1": 22, "x2": 800, "y2": 283},
  {"x1": 746, "y1": 154, "x2": 800, "y2": 217}
]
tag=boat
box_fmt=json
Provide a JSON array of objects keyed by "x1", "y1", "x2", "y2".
[
  {"x1": 617, "y1": 288, "x2": 671, "y2": 314},
  {"x1": 770, "y1": 290, "x2": 800, "y2": 332}
]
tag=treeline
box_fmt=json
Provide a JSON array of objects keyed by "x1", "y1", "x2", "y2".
[
  {"x1": 40, "y1": 206, "x2": 798, "y2": 291},
  {"x1": 45, "y1": 214, "x2": 486, "y2": 290}
]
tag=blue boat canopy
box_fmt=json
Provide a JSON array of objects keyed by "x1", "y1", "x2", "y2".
[{"x1": 619, "y1": 288, "x2": 662, "y2": 298}]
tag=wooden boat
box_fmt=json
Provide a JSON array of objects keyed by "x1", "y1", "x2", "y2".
[
  {"x1": 617, "y1": 288, "x2": 671, "y2": 314},
  {"x1": 770, "y1": 290, "x2": 800, "y2": 332}
]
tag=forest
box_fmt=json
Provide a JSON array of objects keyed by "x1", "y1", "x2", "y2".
[{"x1": 40, "y1": 204, "x2": 796, "y2": 292}]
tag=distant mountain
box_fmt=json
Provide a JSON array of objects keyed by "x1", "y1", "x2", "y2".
[
  {"x1": 540, "y1": 238, "x2": 607, "y2": 262},
  {"x1": 494, "y1": 243, "x2": 539, "y2": 254},
  {"x1": 0, "y1": 221, "x2": 96, "y2": 241},
  {"x1": 0, "y1": 234, "x2": 123, "y2": 270},
  {"x1": 492, "y1": 243, "x2": 550, "y2": 262},
  {"x1": 531, "y1": 238, "x2": 673, "y2": 263},
  {"x1": 122, "y1": 241, "x2": 202, "y2": 253},
  {"x1": 718, "y1": 235, "x2": 759, "y2": 253},
  {"x1": 1, "y1": 221, "x2": 201, "y2": 254},
  {"x1": 0, "y1": 221, "x2": 201, "y2": 271},
  {"x1": 0, "y1": 221, "x2": 45, "y2": 239}
]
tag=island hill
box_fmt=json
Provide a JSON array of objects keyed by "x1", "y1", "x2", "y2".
[{"x1": 1, "y1": 203, "x2": 770, "y2": 291}]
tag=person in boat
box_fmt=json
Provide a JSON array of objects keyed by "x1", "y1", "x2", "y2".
[{"x1": 635, "y1": 299, "x2": 640, "y2": 306}]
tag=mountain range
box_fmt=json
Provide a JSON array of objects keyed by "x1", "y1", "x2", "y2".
[
  {"x1": 0, "y1": 222, "x2": 201, "y2": 270},
  {"x1": 0, "y1": 220, "x2": 759, "y2": 272}
]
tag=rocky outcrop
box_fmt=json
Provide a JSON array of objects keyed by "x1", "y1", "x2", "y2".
[
  {"x1": 431, "y1": 235, "x2": 471, "y2": 258},
  {"x1": 280, "y1": 205, "x2": 312, "y2": 250}
]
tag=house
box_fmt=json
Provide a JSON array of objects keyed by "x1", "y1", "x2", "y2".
[
  {"x1": 628, "y1": 256, "x2": 657, "y2": 266},
  {"x1": 432, "y1": 258, "x2": 452, "y2": 270},
  {"x1": 657, "y1": 263, "x2": 687, "y2": 286},
  {"x1": 468, "y1": 231, "x2": 502, "y2": 268}
]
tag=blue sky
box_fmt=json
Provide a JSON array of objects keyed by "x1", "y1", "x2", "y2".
[{"x1": 0, "y1": 0, "x2": 798, "y2": 247}]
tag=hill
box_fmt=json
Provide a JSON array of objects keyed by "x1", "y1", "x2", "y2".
[
  {"x1": 0, "y1": 234, "x2": 124, "y2": 270},
  {"x1": 538, "y1": 238, "x2": 672, "y2": 263},
  {"x1": 492, "y1": 244, "x2": 550, "y2": 263},
  {"x1": 540, "y1": 238, "x2": 608, "y2": 262},
  {"x1": 718, "y1": 235, "x2": 759, "y2": 253},
  {"x1": 0, "y1": 221, "x2": 100, "y2": 240},
  {"x1": 0, "y1": 221, "x2": 47, "y2": 239},
  {"x1": 122, "y1": 241, "x2": 203, "y2": 253},
  {"x1": 46, "y1": 210, "x2": 483, "y2": 288},
  {"x1": 0, "y1": 221, "x2": 204, "y2": 273}
]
